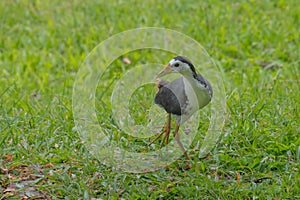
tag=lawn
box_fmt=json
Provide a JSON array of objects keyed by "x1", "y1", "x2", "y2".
[{"x1": 0, "y1": 0, "x2": 299, "y2": 199}]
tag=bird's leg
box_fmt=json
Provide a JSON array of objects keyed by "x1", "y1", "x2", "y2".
[
  {"x1": 174, "y1": 125, "x2": 190, "y2": 160},
  {"x1": 160, "y1": 113, "x2": 171, "y2": 147},
  {"x1": 148, "y1": 131, "x2": 165, "y2": 146},
  {"x1": 148, "y1": 114, "x2": 171, "y2": 147}
]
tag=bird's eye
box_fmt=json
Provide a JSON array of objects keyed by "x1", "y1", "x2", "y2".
[{"x1": 174, "y1": 63, "x2": 179, "y2": 67}]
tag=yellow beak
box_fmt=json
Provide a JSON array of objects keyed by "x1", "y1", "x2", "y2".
[{"x1": 156, "y1": 64, "x2": 172, "y2": 78}]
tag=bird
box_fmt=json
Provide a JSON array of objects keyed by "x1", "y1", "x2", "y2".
[{"x1": 149, "y1": 56, "x2": 213, "y2": 161}]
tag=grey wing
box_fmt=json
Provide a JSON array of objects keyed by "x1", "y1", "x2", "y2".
[{"x1": 154, "y1": 78, "x2": 187, "y2": 115}]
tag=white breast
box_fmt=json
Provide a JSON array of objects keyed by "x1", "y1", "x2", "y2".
[{"x1": 173, "y1": 77, "x2": 211, "y2": 125}]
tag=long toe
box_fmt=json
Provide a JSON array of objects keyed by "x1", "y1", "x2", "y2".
[
  {"x1": 148, "y1": 114, "x2": 172, "y2": 148},
  {"x1": 148, "y1": 129, "x2": 166, "y2": 147},
  {"x1": 160, "y1": 124, "x2": 171, "y2": 148}
]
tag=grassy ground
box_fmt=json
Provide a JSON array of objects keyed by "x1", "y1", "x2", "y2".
[{"x1": 1, "y1": 0, "x2": 299, "y2": 199}]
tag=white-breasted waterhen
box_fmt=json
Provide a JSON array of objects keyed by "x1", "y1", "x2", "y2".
[{"x1": 149, "y1": 56, "x2": 213, "y2": 161}]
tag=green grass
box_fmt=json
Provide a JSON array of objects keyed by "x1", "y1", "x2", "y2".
[{"x1": 1, "y1": 0, "x2": 299, "y2": 199}]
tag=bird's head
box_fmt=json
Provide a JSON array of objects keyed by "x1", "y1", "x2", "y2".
[{"x1": 157, "y1": 56, "x2": 196, "y2": 78}]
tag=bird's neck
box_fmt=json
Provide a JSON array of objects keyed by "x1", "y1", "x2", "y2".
[
  {"x1": 182, "y1": 71, "x2": 206, "y2": 92},
  {"x1": 181, "y1": 70, "x2": 198, "y2": 83}
]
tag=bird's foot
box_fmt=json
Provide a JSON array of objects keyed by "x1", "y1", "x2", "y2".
[{"x1": 148, "y1": 125, "x2": 171, "y2": 148}]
